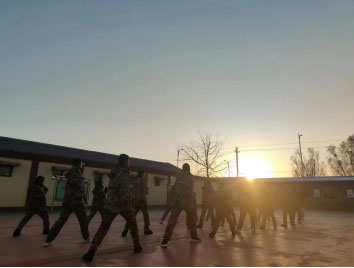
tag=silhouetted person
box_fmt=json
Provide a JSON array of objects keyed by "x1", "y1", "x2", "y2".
[
  {"x1": 13, "y1": 176, "x2": 50, "y2": 237},
  {"x1": 209, "y1": 181, "x2": 236, "y2": 237},
  {"x1": 83, "y1": 154, "x2": 141, "y2": 262},
  {"x1": 197, "y1": 179, "x2": 215, "y2": 229},
  {"x1": 44, "y1": 158, "x2": 90, "y2": 247},
  {"x1": 280, "y1": 185, "x2": 295, "y2": 228},
  {"x1": 122, "y1": 169, "x2": 153, "y2": 236},
  {"x1": 161, "y1": 163, "x2": 201, "y2": 248},
  {"x1": 236, "y1": 180, "x2": 257, "y2": 233},
  {"x1": 87, "y1": 175, "x2": 106, "y2": 224},
  {"x1": 258, "y1": 185, "x2": 276, "y2": 230}
]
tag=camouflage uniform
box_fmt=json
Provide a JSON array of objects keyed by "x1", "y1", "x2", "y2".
[
  {"x1": 87, "y1": 182, "x2": 106, "y2": 224},
  {"x1": 46, "y1": 167, "x2": 89, "y2": 242},
  {"x1": 89, "y1": 165, "x2": 140, "y2": 252},
  {"x1": 236, "y1": 182, "x2": 257, "y2": 232},
  {"x1": 210, "y1": 182, "x2": 236, "y2": 236},
  {"x1": 14, "y1": 177, "x2": 50, "y2": 234},
  {"x1": 122, "y1": 174, "x2": 151, "y2": 233},
  {"x1": 197, "y1": 181, "x2": 215, "y2": 228},
  {"x1": 163, "y1": 170, "x2": 198, "y2": 241}
]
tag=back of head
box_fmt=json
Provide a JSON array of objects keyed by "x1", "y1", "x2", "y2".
[
  {"x1": 182, "y1": 163, "x2": 190, "y2": 173},
  {"x1": 73, "y1": 158, "x2": 83, "y2": 168},
  {"x1": 118, "y1": 154, "x2": 129, "y2": 167},
  {"x1": 94, "y1": 176, "x2": 103, "y2": 187},
  {"x1": 137, "y1": 169, "x2": 144, "y2": 177},
  {"x1": 35, "y1": 176, "x2": 45, "y2": 185}
]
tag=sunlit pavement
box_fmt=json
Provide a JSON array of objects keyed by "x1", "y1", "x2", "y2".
[{"x1": 1, "y1": 209, "x2": 354, "y2": 267}]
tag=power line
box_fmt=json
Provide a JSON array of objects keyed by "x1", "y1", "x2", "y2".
[{"x1": 223, "y1": 139, "x2": 343, "y2": 150}]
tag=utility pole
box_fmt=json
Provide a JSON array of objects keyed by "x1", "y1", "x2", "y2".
[
  {"x1": 224, "y1": 160, "x2": 231, "y2": 177},
  {"x1": 177, "y1": 148, "x2": 184, "y2": 168},
  {"x1": 235, "y1": 146, "x2": 239, "y2": 178},
  {"x1": 298, "y1": 133, "x2": 305, "y2": 177}
]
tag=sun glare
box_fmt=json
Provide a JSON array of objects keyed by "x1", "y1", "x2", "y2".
[{"x1": 239, "y1": 155, "x2": 274, "y2": 179}]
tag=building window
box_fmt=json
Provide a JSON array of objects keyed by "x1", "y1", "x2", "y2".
[
  {"x1": 313, "y1": 189, "x2": 320, "y2": 198},
  {"x1": 154, "y1": 176, "x2": 166, "y2": 186},
  {"x1": 52, "y1": 169, "x2": 65, "y2": 177},
  {"x1": 346, "y1": 190, "x2": 354, "y2": 198},
  {"x1": 0, "y1": 164, "x2": 13, "y2": 177}
]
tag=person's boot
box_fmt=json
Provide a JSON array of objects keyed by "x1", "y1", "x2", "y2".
[
  {"x1": 121, "y1": 229, "x2": 128, "y2": 237},
  {"x1": 161, "y1": 239, "x2": 168, "y2": 248},
  {"x1": 134, "y1": 245, "x2": 142, "y2": 253},
  {"x1": 82, "y1": 249, "x2": 96, "y2": 262},
  {"x1": 43, "y1": 239, "x2": 51, "y2": 247},
  {"x1": 13, "y1": 229, "x2": 21, "y2": 237},
  {"x1": 42, "y1": 228, "x2": 50, "y2": 235},
  {"x1": 144, "y1": 229, "x2": 153, "y2": 235}
]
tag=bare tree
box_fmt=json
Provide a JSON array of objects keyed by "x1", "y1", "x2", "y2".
[
  {"x1": 327, "y1": 134, "x2": 354, "y2": 176},
  {"x1": 180, "y1": 131, "x2": 225, "y2": 178},
  {"x1": 290, "y1": 147, "x2": 326, "y2": 177}
]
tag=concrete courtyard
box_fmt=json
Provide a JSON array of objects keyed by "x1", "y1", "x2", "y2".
[{"x1": 0, "y1": 209, "x2": 353, "y2": 267}]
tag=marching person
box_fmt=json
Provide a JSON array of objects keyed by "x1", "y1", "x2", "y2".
[
  {"x1": 87, "y1": 175, "x2": 106, "y2": 224},
  {"x1": 209, "y1": 180, "x2": 236, "y2": 237},
  {"x1": 83, "y1": 154, "x2": 142, "y2": 262},
  {"x1": 44, "y1": 158, "x2": 91, "y2": 246},
  {"x1": 122, "y1": 169, "x2": 153, "y2": 236},
  {"x1": 197, "y1": 179, "x2": 215, "y2": 229},
  {"x1": 13, "y1": 176, "x2": 50, "y2": 237},
  {"x1": 236, "y1": 179, "x2": 257, "y2": 233},
  {"x1": 161, "y1": 163, "x2": 201, "y2": 248}
]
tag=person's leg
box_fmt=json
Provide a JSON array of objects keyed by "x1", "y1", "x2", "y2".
[
  {"x1": 163, "y1": 207, "x2": 183, "y2": 241},
  {"x1": 73, "y1": 205, "x2": 90, "y2": 240},
  {"x1": 197, "y1": 205, "x2": 207, "y2": 228},
  {"x1": 45, "y1": 206, "x2": 72, "y2": 243},
  {"x1": 209, "y1": 209, "x2": 221, "y2": 237},
  {"x1": 249, "y1": 210, "x2": 256, "y2": 232},
  {"x1": 185, "y1": 206, "x2": 199, "y2": 240},
  {"x1": 121, "y1": 210, "x2": 142, "y2": 251},
  {"x1": 87, "y1": 207, "x2": 98, "y2": 224},
  {"x1": 160, "y1": 207, "x2": 170, "y2": 223},
  {"x1": 83, "y1": 211, "x2": 117, "y2": 261},
  {"x1": 270, "y1": 213, "x2": 277, "y2": 229},
  {"x1": 13, "y1": 211, "x2": 34, "y2": 236},
  {"x1": 260, "y1": 212, "x2": 266, "y2": 229},
  {"x1": 281, "y1": 209, "x2": 288, "y2": 227},
  {"x1": 237, "y1": 209, "x2": 246, "y2": 231},
  {"x1": 289, "y1": 210, "x2": 295, "y2": 226},
  {"x1": 37, "y1": 209, "x2": 50, "y2": 234},
  {"x1": 141, "y1": 204, "x2": 152, "y2": 234},
  {"x1": 225, "y1": 213, "x2": 236, "y2": 235}
]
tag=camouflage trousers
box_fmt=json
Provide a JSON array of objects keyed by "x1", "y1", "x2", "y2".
[
  {"x1": 46, "y1": 204, "x2": 89, "y2": 242},
  {"x1": 87, "y1": 206, "x2": 104, "y2": 224},
  {"x1": 16, "y1": 208, "x2": 49, "y2": 232},
  {"x1": 123, "y1": 201, "x2": 150, "y2": 233},
  {"x1": 237, "y1": 207, "x2": 256, "y2": 231},
  {"x1": 210, "y1": 207, "x2": 236, "y2": 235},
  {"x1": 198, "y1": 203, "x2": 215, "y2": 228},
  {"x1": 163, "y1": 204, "x2": 198, "y2": 241},
  {"x1": 160, "y1": 206, "x2": 171, "y2": 222},
  {"x1": 89, "y1": 209, "x2": 140, "y2": 252}
]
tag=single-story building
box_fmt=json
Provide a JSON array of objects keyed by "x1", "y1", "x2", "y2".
[{"x1": 0, "y1": 136, "x2": 180, "y2": 211}]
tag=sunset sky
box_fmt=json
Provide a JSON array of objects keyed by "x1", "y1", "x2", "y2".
[{"x1": 1, "y1": 0, "x2": 353, "y2": 177}]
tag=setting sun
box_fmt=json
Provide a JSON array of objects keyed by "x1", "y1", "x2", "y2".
[{"x1": 239, "y1": 155, "x2": 274, "y2": 179}]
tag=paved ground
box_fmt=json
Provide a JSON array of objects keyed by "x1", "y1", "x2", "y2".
[{"x1": 0, "y1": 209, "x2": 354, "y2": 267}]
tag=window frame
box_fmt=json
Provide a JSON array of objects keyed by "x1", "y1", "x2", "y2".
[{"x1": 0, "y1": 164, "x2": 14, "y2": 177}]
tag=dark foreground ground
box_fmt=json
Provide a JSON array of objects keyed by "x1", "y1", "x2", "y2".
[{"x1": 0, "y1": 209, "x2": 353, "y2": 267}]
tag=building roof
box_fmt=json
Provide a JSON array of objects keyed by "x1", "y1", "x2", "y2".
[
  {"x1": 0, "y1": 136, "x2": 180, "y2": 174},
  {"x1": 253, "y1": 176, "x2": 354, "y2": 182}
]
